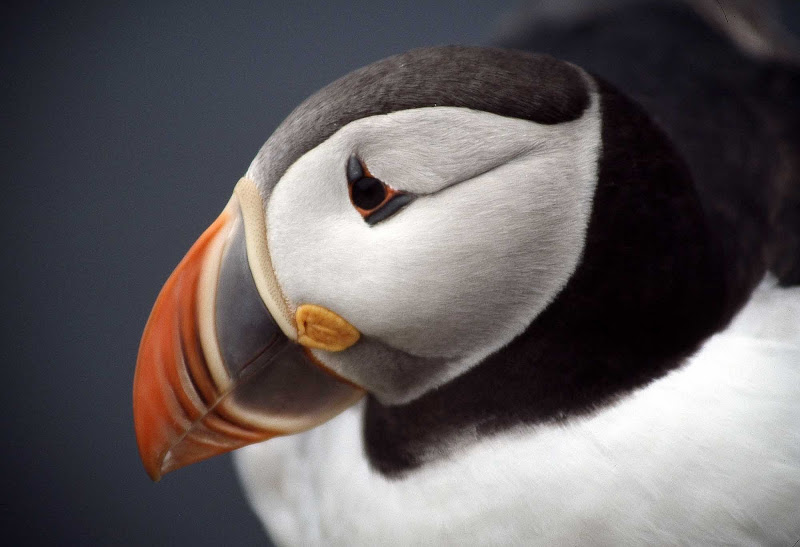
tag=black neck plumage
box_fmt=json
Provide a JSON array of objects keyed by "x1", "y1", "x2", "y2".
[
  {"x1": 365, "y1": 77, "x2": 727, "y2": 475},
  {"x1": 364, "y1": 3, "x2": 799, "y2": 476}
]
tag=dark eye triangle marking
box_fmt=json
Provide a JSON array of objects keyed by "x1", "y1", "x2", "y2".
[
  {"x1": 347, "y1": 154, "x2": 364, "y2": 183},
  {"x1": 365, "y1": 193, "x2": 415, "y2": 225}
]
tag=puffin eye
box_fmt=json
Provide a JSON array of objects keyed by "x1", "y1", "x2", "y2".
[
  {"x1": 346, "y1": 155, "x2": 414, "y2": 225},
  {"x1": 351, "y1": 177, "x2": 386, "y2": 210}
]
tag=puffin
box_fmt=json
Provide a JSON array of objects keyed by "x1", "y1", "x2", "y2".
[{"x1": 133, "y1": 0, "x2": 800, "y2": 544}]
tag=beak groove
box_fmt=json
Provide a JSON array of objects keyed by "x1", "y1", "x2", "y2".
[{"x1": 134, "y1": 208, "x2": 275, "y2": 481}]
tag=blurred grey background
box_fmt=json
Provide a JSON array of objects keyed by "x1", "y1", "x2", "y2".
[
  {"x1": 2, "y1": 1, "x2": 798, "y2": 545},
  {"x1": 1, "y1": 0, "x2": 520, "y2": 544}
]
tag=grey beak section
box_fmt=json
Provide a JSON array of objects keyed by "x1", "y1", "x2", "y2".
[
  {"x1": 212, "y1": 203, "x2": 364, "y2": 425},
  {"x1": 215, "y1": 206, "x2": 284, "y2": 378}
]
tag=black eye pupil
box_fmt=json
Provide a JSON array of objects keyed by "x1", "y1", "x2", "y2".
[{"x1": 351, "y1": 177, "x2": 386, "y2": 210}]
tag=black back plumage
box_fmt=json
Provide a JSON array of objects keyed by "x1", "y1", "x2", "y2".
[{"x1": 501, "y1": 0, "x2": 800, "y2": 291}]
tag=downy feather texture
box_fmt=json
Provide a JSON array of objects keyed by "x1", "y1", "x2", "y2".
[{"x1": 235, "y1": 277, "x2": 800, "y2": 546}]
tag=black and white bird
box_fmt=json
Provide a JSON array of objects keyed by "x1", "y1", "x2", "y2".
[{"x1": 133, "y1": 0, "x2": 800, "y2": 544}]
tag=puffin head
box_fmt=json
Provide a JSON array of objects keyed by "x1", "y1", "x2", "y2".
[{"x1": 134, "y1": 46, "x2": 720, "y2": 480}]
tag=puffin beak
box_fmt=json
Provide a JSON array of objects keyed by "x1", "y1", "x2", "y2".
[{"x1": 133, "y1": 178, "x2": 364, "y2": 481}]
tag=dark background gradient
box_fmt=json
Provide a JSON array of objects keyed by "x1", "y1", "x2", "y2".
[{"x1": 3, "y1": 1, "x2": 798, "y2": 545}]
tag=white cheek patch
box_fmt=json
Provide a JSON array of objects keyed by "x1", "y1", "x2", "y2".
[{"x1": 267, "y1": 96, "x2": 601, "y2": 403}]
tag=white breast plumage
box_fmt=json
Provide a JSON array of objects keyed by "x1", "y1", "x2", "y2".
[{"x1": 235, "y1": 277, "x2": 800, "y2": 546}]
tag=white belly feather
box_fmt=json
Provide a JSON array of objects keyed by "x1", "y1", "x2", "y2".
[{"x1": 234, "y1": 278, "x2": 800, "y2": 546}]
